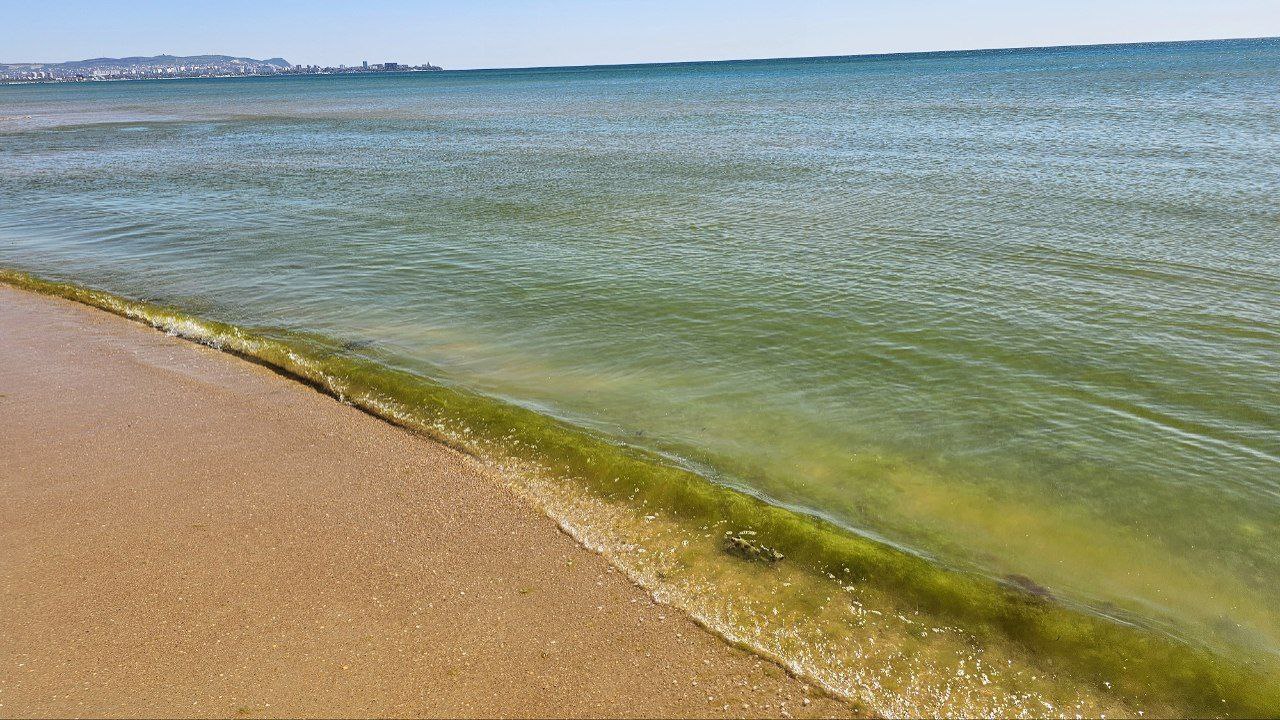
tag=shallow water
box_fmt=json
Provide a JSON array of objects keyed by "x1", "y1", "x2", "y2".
[{"x1": 2, "y1": 38, "x2": 1279, "y2": 715}]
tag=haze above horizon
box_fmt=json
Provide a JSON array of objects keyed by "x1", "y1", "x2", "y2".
[{"x1": 2, "y1": 0, "x2": 1278, "y2": 70}]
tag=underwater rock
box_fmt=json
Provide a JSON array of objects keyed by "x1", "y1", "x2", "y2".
[
  {"x1": 1003, "y1": 573, "x2": 1053, "y2": 599},
  {"x1": 723, "y1": 533, "x2": 784, "y2": 564}
]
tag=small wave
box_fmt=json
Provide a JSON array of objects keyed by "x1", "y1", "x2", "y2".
[{"x1": 4, "y1": 267, "x2": 1277, "y2": 717}]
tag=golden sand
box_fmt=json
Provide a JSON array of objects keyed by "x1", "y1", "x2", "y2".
[{"x1": 0, "y1": 285, "x2": 852, "y2": 718}]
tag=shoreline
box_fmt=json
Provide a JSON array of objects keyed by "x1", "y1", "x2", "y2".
[
  {"x1": 0, "y1": 68, "x2": 444, "y2": 86},
  {"x1": 3, "y1": 271, "x2": 1277, "y2": 717},
  {"x1": 0, "y1": 283, "x2": 850, "y2": 718}
]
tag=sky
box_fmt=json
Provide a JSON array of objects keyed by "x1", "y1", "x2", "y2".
[{"x1": 2, "y1": 0, "x2": 1278, "y2": 69}]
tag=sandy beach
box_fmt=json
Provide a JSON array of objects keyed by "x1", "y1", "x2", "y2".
[{"x1": 0, "y1": 284, "x2": 851, "y2": 718}]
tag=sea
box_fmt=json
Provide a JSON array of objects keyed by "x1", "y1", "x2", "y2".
[{"x1": 2, "y1": 37, "x2": 1278, "y2": 717}]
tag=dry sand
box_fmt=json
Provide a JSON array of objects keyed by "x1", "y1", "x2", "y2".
[{"x1": 0, "y1": 285, "x2": 855, "y2": 718}]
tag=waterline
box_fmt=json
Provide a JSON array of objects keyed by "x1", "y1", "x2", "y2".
[{"x1": 6, "y1": 268, "x2": 1275, "y2": 717}]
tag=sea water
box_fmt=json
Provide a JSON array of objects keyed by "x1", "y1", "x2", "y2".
[{"x1": 2, "y1": 38, "x2": 1278, "y2": 716}]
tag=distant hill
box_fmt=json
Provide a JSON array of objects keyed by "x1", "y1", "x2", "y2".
[
  {"x1": 0, "y1": 54, "x2": 292, "y2": 71},
  {"x1": 0, "y1": 54, "x2": 440, "y2": 83}
]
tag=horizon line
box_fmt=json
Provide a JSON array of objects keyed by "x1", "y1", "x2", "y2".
[
  {"x1": 443, "y1": 34, "x2": 1275, "y2": 72},
  {"x1": 6, "y1": 34, "x2": 1274, "y2": 76}
]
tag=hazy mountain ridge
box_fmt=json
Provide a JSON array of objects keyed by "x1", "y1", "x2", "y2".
[{"x1": 0, "y1": 54, "x2": 291, "y2": 71}]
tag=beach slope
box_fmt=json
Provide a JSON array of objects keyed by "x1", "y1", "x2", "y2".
[{"x1": 0, "y1": 285, "x2": 849, "y2": 718}]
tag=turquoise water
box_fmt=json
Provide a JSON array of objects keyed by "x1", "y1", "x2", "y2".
[{"x1": 3, "y1": 38, "x2": 1279, "y2": 715}]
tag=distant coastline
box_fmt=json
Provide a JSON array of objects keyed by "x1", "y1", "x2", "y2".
[
  {"x1": 0, "y1": 54, "x2": 442, "y2": 84},
  {"x1": 4, "y1": 36, "x2": 1273, "y2": 84}
]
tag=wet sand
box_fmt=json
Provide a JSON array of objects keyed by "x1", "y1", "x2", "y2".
[{"x1": 0, "y1": 284, "x2": 853, "y2": 718}]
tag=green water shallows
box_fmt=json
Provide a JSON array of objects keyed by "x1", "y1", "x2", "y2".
[{"x1": 2, "y1": 38, "x2": 1278, "y2": 716}]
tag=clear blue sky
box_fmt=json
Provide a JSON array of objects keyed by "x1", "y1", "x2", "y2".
[{"x1": 3, "y1": 0, "x2": 1277, "y2": 69}]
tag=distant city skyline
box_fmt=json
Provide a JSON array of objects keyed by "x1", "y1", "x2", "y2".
[
  {"x1": 0, "y1": 55, "x2": 442, "y2": 84},
  {"x1": 2, "y1": 0, "x2": 1278, "y2": 70}
]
